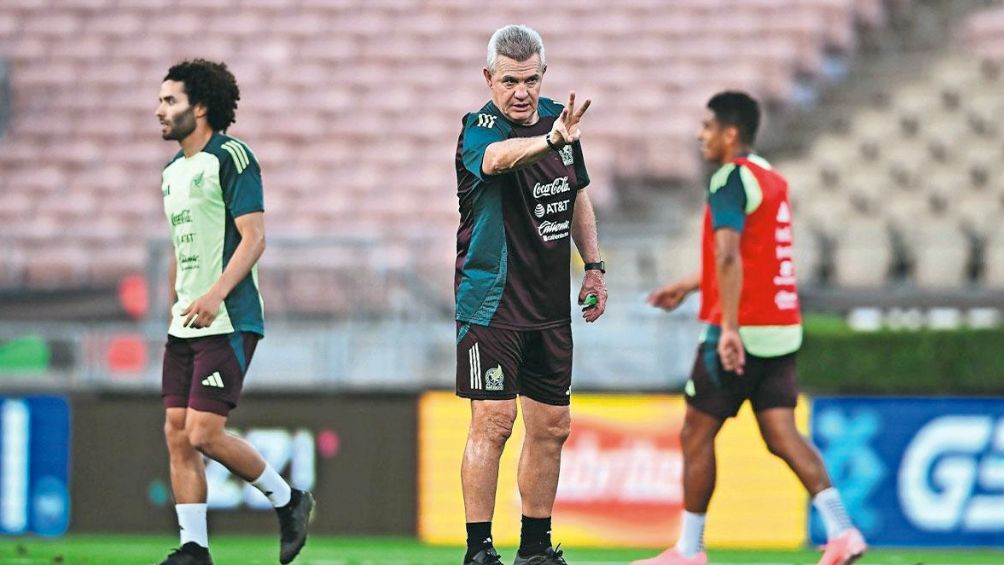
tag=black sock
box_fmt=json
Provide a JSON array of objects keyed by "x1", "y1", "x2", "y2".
[
  {"x1": 518, "y1": 515, "x2": 551, "y2": 557},
  {"x1": 465, "y1": 521, "x2": 493, "y2": 562}
]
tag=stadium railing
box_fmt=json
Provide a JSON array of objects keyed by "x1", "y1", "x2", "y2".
[{"x1": 0, "y1": 238, "x2": 702, "y2": 393}]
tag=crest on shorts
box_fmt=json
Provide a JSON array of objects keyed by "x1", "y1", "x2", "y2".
[
  {"x1": 484, "y1": 365, "x2": 505, "y2": 391},
  {"x1": 559, "y1": 145, "x2": 574, "y2": 166}
]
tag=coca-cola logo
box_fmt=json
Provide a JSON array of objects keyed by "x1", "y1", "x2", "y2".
[{"x1": 533, "y1": 176, "x2": 570, "y2": 199}]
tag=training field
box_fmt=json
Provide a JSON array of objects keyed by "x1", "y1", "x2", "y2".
[{"x1": 1, "y1": 536, "x2": 1003, "y2": 565}]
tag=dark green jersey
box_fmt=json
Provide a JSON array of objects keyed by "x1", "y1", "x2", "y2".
[{"x1": 454, "y1": 98, "x2": 590, "y2": 329}]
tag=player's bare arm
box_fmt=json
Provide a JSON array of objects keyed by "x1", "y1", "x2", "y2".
[
  {"x1": 182, "y1": 212, "x2": 265, "y2": 329},
  {"x1": 572, "y1": 190, "x2": 606, "y2": 323},
  {"x1": 648, "y1": 272, "x2": 701, "y2": 311},
  {"x1": 715, "y1": 228, "x2": 745, "y2": 374},
  {"x1": 481, "y1": 91, "x2": 591, "y2": 176}
]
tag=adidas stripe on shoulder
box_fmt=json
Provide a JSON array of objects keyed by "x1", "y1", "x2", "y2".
[
  {"x1": 220, "y1": 139, "x2": 253, "y2": 174},
  {"x1": 475, "y1": 113, "x2": 497, "y2": 128}
]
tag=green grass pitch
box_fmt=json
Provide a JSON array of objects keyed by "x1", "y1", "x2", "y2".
[{"x1": 0, "y1": 536, "x2": 1003, "y2": 564}]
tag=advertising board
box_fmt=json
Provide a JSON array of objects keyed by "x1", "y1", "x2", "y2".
[
  {"x1": 811, "y1": 397, "x2": 1004, "y2": 546},
  {"x1": 71, "y1": 394, "x2": 416, "y2": 534},
  {"x1": 419, "y1": 392, "x2": 808, "y2": 548},
  {"x1": 0, "y1": 395, "x2": 70, "y2": 536}
]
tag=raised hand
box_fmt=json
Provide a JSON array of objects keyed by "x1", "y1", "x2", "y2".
[{"x1": 548, "y1": 91, "x2": 591, "y2": 147}]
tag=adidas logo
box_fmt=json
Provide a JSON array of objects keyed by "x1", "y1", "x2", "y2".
[
  {"x1": 201, "y1": 371, "x2": 224, "y2": 388},
  {"x1": 476, "y1": 113, "x2": 497, "y2": 128}
]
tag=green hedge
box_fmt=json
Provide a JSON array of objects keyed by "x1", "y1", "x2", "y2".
[{"x1": 799, "y1": 321, "x2": 1004, "y2": 394}]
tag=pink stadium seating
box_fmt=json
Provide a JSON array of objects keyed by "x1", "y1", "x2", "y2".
[
  {"x1": 968, "y1": 5, "x2": 1004, "y2": 61},
  {"x1": 0, "y1": 0, "x2": 893, "y2": 293}
]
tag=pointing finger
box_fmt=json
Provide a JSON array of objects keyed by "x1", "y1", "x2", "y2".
[
  {"x1": 575, "y1": 98, "x2": 592, "y2": 119},
  {"x1": 567, "y1": 91, "x2": 576, "y2": 119}
]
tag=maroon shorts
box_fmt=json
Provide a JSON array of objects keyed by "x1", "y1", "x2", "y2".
[
  {"x1": 685, "y1": 344, "x2": 798, "y2": 419},
  {"x1": 456, "y1": 323, "x2": 573, "y2": 406},
  {"x1": 162, "y1": 332, "x2": 259, "y2": 416}
]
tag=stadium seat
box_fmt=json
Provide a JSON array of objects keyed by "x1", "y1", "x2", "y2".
[
  {"x1": 881, "y1": 192, "x2": 931, "y2": 228},
  {"x1": 901, "y1": 214, "x2": 970, "y2": 289},
  {"x1": 0, "y1": 0, "x2": 917, "y2": 295},
  {"x1": 981, "y1": 226, "x2": 1004, "y2": 288},
  {"x1": 830, "y1": 216, "x2": 892, "y2": 287},
  {"x1": 792, "y1": 219, "x2": 825, "y2": 285}
]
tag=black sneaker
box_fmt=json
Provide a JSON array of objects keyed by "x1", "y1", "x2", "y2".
[
  {"x1": 276, "y1": 489, "x2": 315, "y2": 564},
  {"x1": 513, "y1": 544, "x2": 569, "y2": 565},
  {"x1": 464, "y1": 546, "x2": 504, "y2": 565},
  {"x1": 158, "y1": 542, "x2": 213, "y2": 565}
]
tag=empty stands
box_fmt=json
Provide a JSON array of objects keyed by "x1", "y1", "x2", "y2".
[
  {"x1": 779, "y1": 17, "x2": 1004, "y2": 289},
  {"x1": 0, "y1": 0, "x2": 896, "y2": 300}
]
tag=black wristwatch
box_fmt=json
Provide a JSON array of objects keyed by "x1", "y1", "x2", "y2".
[
  {"x1": 584, "y1": 261, "x2": 606, "y2": 274},
  {"x1": 545, "y1": 134, "x2": 562, "y2": 151}
]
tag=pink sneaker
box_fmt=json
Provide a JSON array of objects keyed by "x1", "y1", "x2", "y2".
[
  {"x1": 817, "y1": 528, "x2": 867, "y2": 565},
  {"x1": 630, "y1": 548, "x2": 708, "y2": 565}
]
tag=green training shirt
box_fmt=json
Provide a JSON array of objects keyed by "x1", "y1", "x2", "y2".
[{"x1": 161, "y1": 132, "x2": 265, "y2": 339}]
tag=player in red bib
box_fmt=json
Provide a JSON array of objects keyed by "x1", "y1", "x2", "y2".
[{"x1": 634, "y1": 92, "x2": 866, "y2": 565}]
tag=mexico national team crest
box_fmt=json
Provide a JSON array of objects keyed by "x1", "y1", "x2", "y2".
[
  {"x1": 559, "y1": 145, "x2": 574, "y2": 166},
  {"x1": 484, "y1": 365, "x2": 505, "y2": 391},
  {"x1": 189, "y1": 171, "x2": 205, "y2": 196}
]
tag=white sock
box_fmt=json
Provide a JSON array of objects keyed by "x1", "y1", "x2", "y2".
[
  {"x1": 176, "y1": 503, "x2": 208, "y2": 548},
  {"x1": 812, "y1": 487, "x2": 853, "y2": 540},
  {"x1": 251, "y1": 463, "x2": 292, "y2": 508},
  {"x1": 675, "y1": 511, "x2": 706, "y2": 557}
]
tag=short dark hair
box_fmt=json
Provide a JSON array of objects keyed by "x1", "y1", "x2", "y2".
[
  {"x1": 164, "y1": 59, "x2": 240, "y2": 132},
  {"x1": 707, "y1": 91, "x2": 760, "y2": 145}
]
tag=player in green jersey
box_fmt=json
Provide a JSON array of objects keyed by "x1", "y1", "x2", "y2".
[{"x1": 155, "y1": 59, "x2": 313, "y2": 565}]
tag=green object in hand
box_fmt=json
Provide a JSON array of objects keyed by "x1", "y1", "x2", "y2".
[{"x1": 583, "y1": 294, "x2": 598, "y2": 308}]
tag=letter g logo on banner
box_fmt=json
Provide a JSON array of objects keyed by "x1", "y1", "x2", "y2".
[{"x1": 899, "y1": 416, "x2": 1004, "y2": 532}]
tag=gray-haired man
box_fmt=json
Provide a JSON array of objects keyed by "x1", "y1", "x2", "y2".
[{"x1": 453, "y1": 24, "x2": 607, "y2": 565}]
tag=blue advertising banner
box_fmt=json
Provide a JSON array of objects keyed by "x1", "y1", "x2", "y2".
[
  {"x1": 811, "y1": 397, "x2": 1004, "y2": 546},
  {"x1": 0, "y1": 396, "x2": 70, "y2": 536}
]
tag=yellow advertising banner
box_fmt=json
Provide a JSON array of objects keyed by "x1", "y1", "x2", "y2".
[{"x1": 419, "y1": 391, "x2": 808, "y2": 549}]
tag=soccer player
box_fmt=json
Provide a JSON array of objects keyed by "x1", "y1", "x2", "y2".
[
  {"x1": 155, "y1": 59, "x2": 313, "y2": 565},
  {"x1": 454, "y1": 25, "x2": 607, "y2": 565},
  {"x1": 633, "y1": 92, "x2": 866, "y2": 565}
]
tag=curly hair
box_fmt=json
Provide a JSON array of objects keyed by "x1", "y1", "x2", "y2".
[{"x1": 164, "y1": 59, "x2": 240, "y2": 132}]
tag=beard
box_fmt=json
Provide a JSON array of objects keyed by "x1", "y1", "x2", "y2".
[{"x1": 161, "y1": 107, "x2": 197, "y2": 141}]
